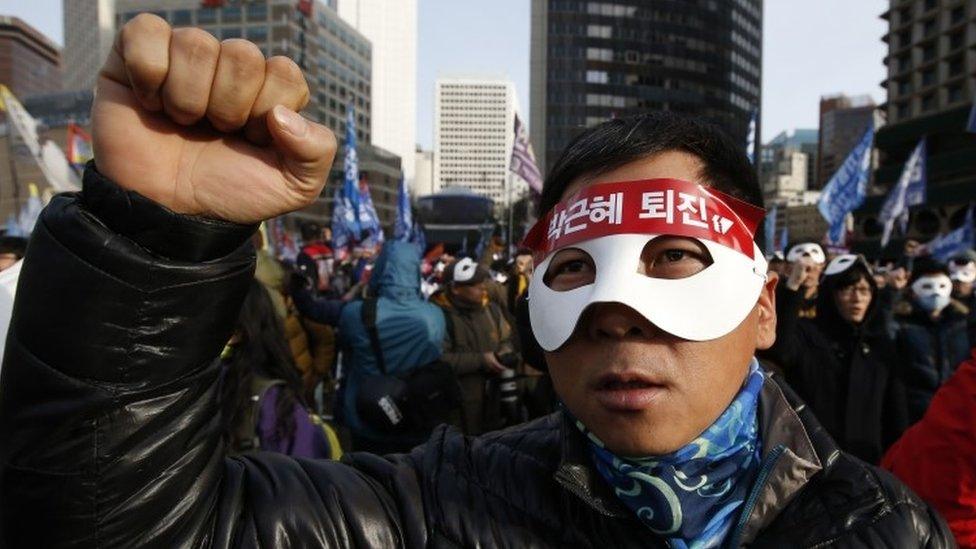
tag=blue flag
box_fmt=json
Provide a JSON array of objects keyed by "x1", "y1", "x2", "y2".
[
  {"x1": 331, "y1": 183, "x2": 355, "y2": 250},
  {"x1": 818, "y1": 122, "x2": 874, "y2": 244},
  {"x1": 746, "y1": 110, "x2": 757, "y2": 165},
  {"x1": 779, "y1": 226, "x2": 789, "y2": 254},
  {"x1": 344, "y1": 105, "x2": 362, "y2": 227},
  {"x1": 967, "y1": 100, "x2": 976, "y2": 133},
  {"x1": 357, "y1": 177, "x2": 384, "y2": 248},
  {"x1": 924, "y1": 206, "x2": 974, "y2": 262},
  {"x1": 879, "y1": 138, "x2": 926, "y2": 248},
  {"x1": 394, "y1": 176, "x2": 412, "y2": 241},
  {"x1": 764, "y1": 204, "x2": 778, "y2": 254}
]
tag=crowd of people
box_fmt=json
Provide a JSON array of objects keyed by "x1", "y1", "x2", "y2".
[{"x1": 3, "y1": 15, "x2": 976, "y2": 547}]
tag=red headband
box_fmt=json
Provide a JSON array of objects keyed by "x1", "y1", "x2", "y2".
[{"x1": 522, "y1": 179, "x2": 765, "y2": 261}]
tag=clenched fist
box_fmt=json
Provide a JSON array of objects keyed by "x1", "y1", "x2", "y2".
[{"x1": 93, "y1": 14, "x2": 337, "y2": 224}]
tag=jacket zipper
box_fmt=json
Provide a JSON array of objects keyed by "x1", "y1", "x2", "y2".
[{"x1": 727, "y1": 444, "x2": 786, "y2": 548}]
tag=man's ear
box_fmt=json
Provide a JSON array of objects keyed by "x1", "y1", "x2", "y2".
[{"x1": 755, "y1": 272, "x2": 778, "y2": 351}]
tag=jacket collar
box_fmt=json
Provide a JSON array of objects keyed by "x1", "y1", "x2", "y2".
[{"x1": 553, "y1": 372, "x2": 827, "y2": 543}]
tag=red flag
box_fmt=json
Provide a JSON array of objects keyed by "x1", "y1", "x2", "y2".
[{"x1": 297, "y1": 0, "x2": 313, "y2": 16}]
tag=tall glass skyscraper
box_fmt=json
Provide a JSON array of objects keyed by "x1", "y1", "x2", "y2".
[{"x1": 530, "y1": 0, "x2": 763, "y2": 173}]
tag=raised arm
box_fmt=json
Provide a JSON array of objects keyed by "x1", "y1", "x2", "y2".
[{"x1": 0, "y1": 15, "x2": 426, "y2": 548}]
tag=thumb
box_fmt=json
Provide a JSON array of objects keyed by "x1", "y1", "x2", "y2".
[{"x1": 268, "y1": 105, "x2": 337, "y2": 191}]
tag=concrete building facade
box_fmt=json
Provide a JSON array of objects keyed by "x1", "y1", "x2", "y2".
[
  {"x1": 413, "y1": 148, "x2": 434, "y2": 197},
  {"x1": 530, "y1": 0, "x2": 763, "y2": 173},
  {"x1": 760, "y1": 128, "x2": 818, "y2": 202},
  {"x1": 63, "y1": 0, "x2": 116, "y2": 92},
  {"x1": 337, "y1": 0, "x2": 417, "y2": 184},
  {"x1": 0, "y1": 16, "x2": 62, "y2": 98},
  {"x1": 814, "y1": 94, "x2": 876, "y2": 190},
  {"x1": 434, "y1": 77, "x2": 524, "y2": 206}
]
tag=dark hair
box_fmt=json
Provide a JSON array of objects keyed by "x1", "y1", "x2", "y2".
[
  {"x1": 909, "y1": 257, "x2": 949, "y2": 286},
  {"x1": 540, "y1": 112, "x2": 764, "y2": 216},
  {"x1": 831, "y1": 263, "x2": 873, "y2": 292},
  {"x1": 0, "y1": 236, "x2": 28, "y2": 259},
  {"x1": 221, "y1": 280, "x2": 306, "y2": 447},
  {"x1": 301, "y1": 222, "x2": 322, "y2": 243}
]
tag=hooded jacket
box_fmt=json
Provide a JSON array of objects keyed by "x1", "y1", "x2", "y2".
[
  {"x1": 0, "y1": 169, "x2": 953, "y2": 548},
  {"x1": 895, "y1": 297, "x2": 971, "y2": 423},
  {"x1": 762, "y1": 266, "x2": 909, "y2": 464},
  {"x1": 337, "y1": 241, "x2": 446, "y2": 444}
]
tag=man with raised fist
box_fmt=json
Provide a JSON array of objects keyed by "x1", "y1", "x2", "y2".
[{"x1": 0, "y1": 14, "x2": 951, "y2": 549}]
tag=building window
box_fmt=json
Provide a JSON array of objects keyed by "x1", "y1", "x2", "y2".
[
  {"x1": 897, "y1": 79, "x2": 911, "y2": 95},
  {"x1": 921, "y1": 93, "x2": 936, "y2": 112},
  {"x1": 921, "y1": 43, "x2": 936, "y2": 61},
  {"x1": 171, "y1": 10, "x2": 192, "y2": 26},
  {"x1": 898, "y1": 30, "x2": 912, "y2": 47},
  {"x1": 246, "y1": 3, "x2": 269, "y2": 21},
  {"x1": 222, "y1": 6, "x2": 242, "y2": 23},
  {"x1": 923, "y1": 0, "x2": 937, "y2": 11},
  {"x1": 198, "y1": 8, "x2": 217, "y2": 24},
  {"x1": 586, "y1": 70, "x2": 608, "y2": 84},
  {"x1": 948, "y1": 55, "x2": 964, "y2": 75},
  {"x1": 245, "y1": 25, "x2": 268, "y2": 42},
  {"x1": 221, "y1": 27, "x2": 242, "y2": 40},
  {"x1": 947, "y1": 84, "x2": 963, "y2": 104},
  {"x1": 921, "y1": 68, "x2": 936, "y2": 86},
  {"x1": 922, "y1": 18, "x2": 937, "y2": 37},
  {"x1": 586, "y1": 24, "x2": 612, "y2": 38},
  {"x1": 585, "y1": 47, "x2": 613, "y2": 61}
]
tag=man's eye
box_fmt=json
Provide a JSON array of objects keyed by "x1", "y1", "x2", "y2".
[
  {"x1": 663, "y1": 250, "x2": 686, "y2": 263},
  {"x1": 556, "y1": 260, "x2": 589, "y2": 274}
]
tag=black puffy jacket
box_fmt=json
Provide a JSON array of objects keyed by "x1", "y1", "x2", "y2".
[
  {"x1": 763, "y1": 278, "x2": 910, "y2": 465},
  {"x1": 0, "y1": 170, "x2": 954, "y2": 548}
]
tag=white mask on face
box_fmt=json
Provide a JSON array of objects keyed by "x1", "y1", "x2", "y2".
[
  {"x1": 824, "y1": 254, "x2": 869, "y2": 277},
  {"x1": 787, "y1": 243, "x2": 826, "y2": 265},
  {"x1": 912, "y1": 274, "x2": 953, "y2": 313},
  {"x1": 523, "y1": 178, "x2": 767, "y2": 352},
  {"x1": 949, "y1": 260, "x2": 976, "y2": 284}
]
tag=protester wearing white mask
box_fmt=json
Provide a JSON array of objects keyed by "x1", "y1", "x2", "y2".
[
  {"x1": 948, "y1": 252, "x2": 976, "y2": 344},
  {"x1": 895, "y1": 259, "x2": 973, "y2": 422},
  {"x1": 783, "y1": 242, "x2": 826, "y2": 319}
]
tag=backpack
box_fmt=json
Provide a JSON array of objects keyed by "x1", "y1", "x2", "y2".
[
  {"x1": 355, "y1": 297, "x2": 462, "y2": 433},
  {"x1": 230, "y1": 375, "x2": 343, "y2": 459}
]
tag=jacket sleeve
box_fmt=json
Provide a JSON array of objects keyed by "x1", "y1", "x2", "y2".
[
  {"x1": 766, "y1": 285, "x2": 807, "y2": 369},
  {"x1": 0, "y1": 167, "x2": 426, "y2": 548},
  {"x1": 291, "y1": 280, "x2": 346, "y2": 326}
]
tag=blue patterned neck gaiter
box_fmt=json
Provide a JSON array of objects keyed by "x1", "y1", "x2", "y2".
[{"x1": 579, "y1": 359, "x2": 765, "y2": 549}]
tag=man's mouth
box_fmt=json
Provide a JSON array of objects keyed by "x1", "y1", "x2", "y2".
[{"x1": 592, "y1": 372, "x2": 667, "y2": 412}]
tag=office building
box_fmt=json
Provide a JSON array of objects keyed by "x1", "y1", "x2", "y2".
[
  {"x1": 0, "y1": 16, "x2": 62, "y2": 98},
  {"x1": 338, "y1": 0, "x2": 417, "y2": 183},
  {"x1": 760, "y1": 128, "x2": 818, "y2": 202},
  {"x1": 815, "y1": 94, "x2": 876, "y2": 190},
  {"x1": 63, "y1": 0, "x2": 116, "y2": 92},
  {"x1": 530, "y1": 0, "x2": 763, "y2": 173},
  {"x1": 414, "y1": 148, "x2": 434, "y2": 197},
  {"x1": 434, "y1": 77, "x2": 523, "y2": 205}
]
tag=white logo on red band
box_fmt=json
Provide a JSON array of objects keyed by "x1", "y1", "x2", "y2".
[{"x1": 523, "y1": 179, "x2": 765, "y2": 261}]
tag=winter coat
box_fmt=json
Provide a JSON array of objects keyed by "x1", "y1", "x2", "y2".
[
  {"x1": 336, "y1": 240, "x2": 445, "y2": 445},
  {"x1": 433, "y1": 291, "x2": 515, "y2": 435},
  {"x1": 895, "y1": 299, "x2": 972, "y2": 422},
  {"x1": 763, "y1": 278, "x2": 909, "y2": 465},
  {"x1": 0, "y1": 169, "x2": 953, "y2": 548},
  {"x1": 884, "y1": 350, "x2": 976, "y2": 548}
]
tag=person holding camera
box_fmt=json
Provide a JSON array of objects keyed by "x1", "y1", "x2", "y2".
[{"x1": 433, "y1": 257, "x2": 519, "y2": 435}]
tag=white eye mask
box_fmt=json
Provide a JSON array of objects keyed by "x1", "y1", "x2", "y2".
[
  {"x1": 949, "y1": 261, "x2": 976, "y2": 284},
  {"x1": 528, "y1": 235, "x2": 767, "y2": 351},
  {"x1": 911, "y1": 274, "x2": 953, "y2": 299},
  {"x1": 522, "y1": 178, "x2": 767, "y2": 352},
  {"x1": 824, "y1": 254, "x2": 868, "y2": 277},
  {"x1": 787, "y1": 243, "x2": 826, "y2": 265}
]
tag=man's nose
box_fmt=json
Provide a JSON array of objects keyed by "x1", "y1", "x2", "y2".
[{"x1": 585, "y1": 302, "x2": 656, "y2": 341}]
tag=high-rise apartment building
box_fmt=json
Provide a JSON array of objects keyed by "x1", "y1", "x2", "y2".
[
  {"x1": 530, "y1": 0, "x2": 763, "y2": 173},
  {"x1": 434, "y1": 77, "x2": 523, "y2": 205},
  {"x1": 856, "y1": 0, "x2": 976, "y2": 250},
  {"x1": 63, "y1": 0, "x2": 116, "y2": 92},
  {"x1": 814, "y1": 94, "x2": 876, "y2": 190},
  {"x1": 0, "y1": 16, "x2": 62, "y2": 98},
  {"x1": 338, "y1": 0, "x2": 417, "y2": 183}
]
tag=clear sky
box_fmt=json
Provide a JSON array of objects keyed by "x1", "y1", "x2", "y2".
[{"x1": 7, "y1": 0, "x2": 888, "y2": 148}]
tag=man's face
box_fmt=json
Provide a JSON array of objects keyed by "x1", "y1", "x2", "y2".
[
  {"x1": 515, "y1": 254, "x2": 534, "y2": 278},
  {"x1": 543, "y1": 152, "x2": 777, "y2": 456},
  {"x1": 451, "y1": 281, "x2": 487, "y2": 306},
  {"x1": 0, "y1": 253, "x2": 19, "y2": 272},
  {"x1": 834, "y1": 278, "x2": 872, "y2": 324},
  {"x1": 800, "y1": 261, "x2": 823, "y2": 290}
]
